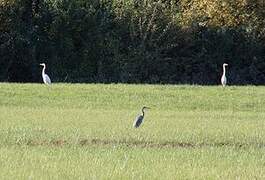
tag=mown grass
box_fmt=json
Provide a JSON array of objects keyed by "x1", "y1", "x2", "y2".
[{"x1": 0, "y1": 83, "x2": 265, "y2": 179}]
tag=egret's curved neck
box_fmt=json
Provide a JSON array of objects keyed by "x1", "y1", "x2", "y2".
[
  {"x1": 42, "y1": 65, "x2": 46, "y2": 76},
  {"x1": 223, "y1": 65, "x2": 226, "y2": 76},
  {"x1": 142, "y1": 108, "x2": 145, "y2": 117}
]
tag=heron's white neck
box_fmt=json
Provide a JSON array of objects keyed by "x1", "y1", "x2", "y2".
[
  {"x1": 42, "y1": 65, "x2": 46, "y2": 76},
  {"x1": 222, "y1": 65, "x2": 226, "y2": 76}
]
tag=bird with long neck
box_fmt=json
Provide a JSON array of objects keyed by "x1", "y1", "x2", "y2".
[
  {"x1": 133, "y1": 106, "x2": 151, "y2": 128},
  {"x1": 41, "y1": 63, "x2": 46, "y2": 76},
  {"x1": 141, "y1": 107, "x2": 145, "y2": 116},
  {"x1": 40, "y1": 63, "x2": 51, "y2": 85},
  {"x1": 221, "y1": 63, "x2": 228, "y2": 87}
]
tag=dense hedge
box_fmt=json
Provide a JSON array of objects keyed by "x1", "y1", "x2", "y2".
[{"x1": 0, "y1": 0, "x2": 265, "y2": 84}]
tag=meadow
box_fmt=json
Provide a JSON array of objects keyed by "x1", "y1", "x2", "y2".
[{"x1": 0, "y1": 83, "x2": 265, "y2": 179}]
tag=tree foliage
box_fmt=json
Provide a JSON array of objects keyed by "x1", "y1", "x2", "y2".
[{"x1": 0, "y1": 0, "x2": 264, "y2": 84}]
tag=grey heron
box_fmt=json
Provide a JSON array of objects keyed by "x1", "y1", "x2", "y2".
[
  {"x1": 40, "y1": 63, "x2": 51, "y2": 85},
  {"x1": 221, "y1": 63, "x2": 228, "y2": 87},
  {"x1": 133, "y1": 106, "x2": 150, "y2": 128}
]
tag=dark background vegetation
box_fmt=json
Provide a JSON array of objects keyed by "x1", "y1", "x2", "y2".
[{"x1": 0, "y1": 0, "x2": 265, "y2": 84}]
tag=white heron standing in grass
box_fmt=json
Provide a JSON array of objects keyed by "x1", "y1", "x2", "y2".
[
  {"x1": 221, "y1": 63, "x2": 228, "y2": 87},
  {"x1": 40, "y1": 63, "x2": 51, "y2": 85},
  {"x1": 133, "y1": 106, "x2": 150, "y2": 128}
]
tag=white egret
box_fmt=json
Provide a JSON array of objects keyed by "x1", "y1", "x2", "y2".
[
  {"x1": 133, "y1": 106, "x2": 150, "y2": 128},
  {"x1": 221, "y1": 63, "x2": 228, "y2": 87},
  {"x1": 40, "y1": 63, "x2": 51, "y2": 85}
]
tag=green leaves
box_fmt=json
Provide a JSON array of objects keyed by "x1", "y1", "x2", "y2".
[{"x1": 0, "y1": 0, "x2": 264, "y2": 84}]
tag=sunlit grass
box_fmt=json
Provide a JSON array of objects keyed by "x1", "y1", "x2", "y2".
[{"x1": 0, "y1": 83, "x2": 265, "y2": 179}]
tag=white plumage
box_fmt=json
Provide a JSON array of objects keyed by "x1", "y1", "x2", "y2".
[
  {"x1": 221, "y1": 63, "x2": 228, "y2": 87},
  {"x1": 40, "y1": 63, "x2": 51, "y2": 85}
]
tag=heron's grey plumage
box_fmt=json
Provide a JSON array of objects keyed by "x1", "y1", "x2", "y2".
[
  {"x1": 133, "y1": 115, "x2": 144, "y2": 128},
  {"x1": 133, "y1": 106, "x2": 150, "y2": 128}
]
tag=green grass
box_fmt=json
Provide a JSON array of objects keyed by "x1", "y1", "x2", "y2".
[{"x1": 0, "y1": 83, "x2": 265, "y2": 179}]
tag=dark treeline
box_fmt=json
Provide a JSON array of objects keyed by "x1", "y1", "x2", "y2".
[{"x1": 0, "y1": 0, "x2": 265, "y2": 84}]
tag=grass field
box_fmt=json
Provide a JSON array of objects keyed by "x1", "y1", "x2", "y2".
[{"x1": 0, "y1": 83, "x2": 265, "y2": 179}]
